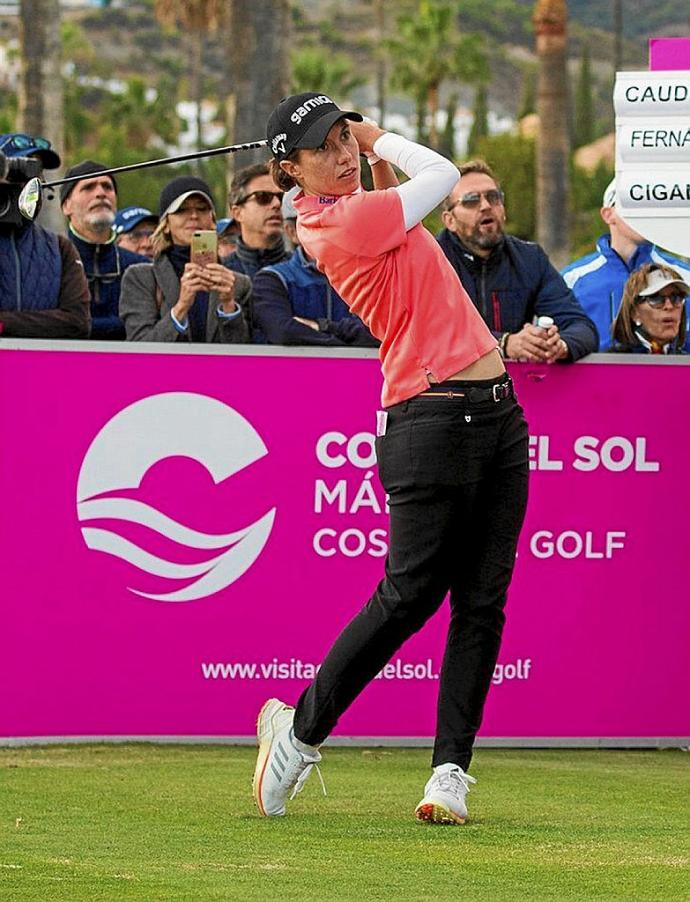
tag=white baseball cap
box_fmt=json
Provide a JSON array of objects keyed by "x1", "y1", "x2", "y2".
[{"x1": 638, "y1": 267, "x2": 690, "y2": 297}]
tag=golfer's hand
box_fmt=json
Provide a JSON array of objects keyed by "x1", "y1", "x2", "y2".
[{"x1": 350, "y1": 119, "x2": 385, "y2": 155}]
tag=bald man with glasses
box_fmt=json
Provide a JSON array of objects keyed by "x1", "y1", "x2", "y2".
[{"x1": 437, "y1": 159, "x2": 598, "y2": 363}]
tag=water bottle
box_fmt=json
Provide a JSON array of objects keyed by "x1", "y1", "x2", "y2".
[{"x1": 535, "y1": 315, "x2": 554, "y2": 330}]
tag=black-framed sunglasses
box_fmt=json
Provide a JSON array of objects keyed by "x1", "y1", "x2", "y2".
[
  {"x1": 237, "y1": 190, "x2": 284, "y2": 207},
  {"x1": 0, "y1": 133, "x2": 52, "y2": 154},
  {"x1": 637, "y1": 292, "x2": 686, "y2": 309},
  {"x1": 451, "y1": 189, "x2": 504, "y2": 209}
]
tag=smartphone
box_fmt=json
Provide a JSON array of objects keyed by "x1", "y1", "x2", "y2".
[{"x1": 190, "y1": 230, "x2": 218, "y2": 267}]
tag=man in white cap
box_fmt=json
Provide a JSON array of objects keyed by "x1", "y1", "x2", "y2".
[{"x1": 561, "y1": 178, "x2": 690, "y2": 351}]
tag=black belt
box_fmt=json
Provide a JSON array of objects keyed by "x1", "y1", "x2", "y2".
[{"x1": 419, "y1": 377, "x2": 514, "y2": 403}]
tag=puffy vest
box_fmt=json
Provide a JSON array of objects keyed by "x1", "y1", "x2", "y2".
[
  {"x1": 0, "y1": 224, "x2": 61, "y2": 312},
  {"x1": 263, "y1": 247, "x2": 350, "y2": 322}
]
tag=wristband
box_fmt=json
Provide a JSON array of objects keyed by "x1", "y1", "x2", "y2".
[{"x1": 499, "y1": 332, "x2": 510, "y2": 358}]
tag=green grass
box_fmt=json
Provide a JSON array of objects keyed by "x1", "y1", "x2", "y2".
[{"x1": 0, "y1": 746, "x2": 688, "y2": 900}]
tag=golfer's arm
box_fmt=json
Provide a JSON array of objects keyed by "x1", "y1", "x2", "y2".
[
  {"x1": 373, "y1": 133, "x2": 458, "y2": 230},
  {"x1": 369, "y1": 159, "x2": 399, "y2": 190}
]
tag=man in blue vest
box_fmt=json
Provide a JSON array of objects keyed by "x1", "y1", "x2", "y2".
[
  {"x1": 61, "y1": 160, "x2": 147, "y2": 339},
  {"x1": 252, "y1": 187, "x2": 378, "y2": 347},
  {"x1": 0, "y1": 134, "x2": 90, "y2": 338},
  {"x1": 561, "y1": 178, "x2": 690, "y2": 351}
]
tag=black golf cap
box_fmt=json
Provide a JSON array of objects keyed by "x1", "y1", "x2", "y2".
[
  {"x1": 158, "y1": 176, "x2": 215, "y2": 219},
  {"x1": 60, "y1": 160, "x2": 117, "y2": 205},
  {"x1": 267, "y1": 92, "x2": 362, "y2": 162}
]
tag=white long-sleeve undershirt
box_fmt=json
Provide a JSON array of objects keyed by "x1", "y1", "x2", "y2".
[{"x1": 372, "y1": 132, "x2": 459, "y2": 232}]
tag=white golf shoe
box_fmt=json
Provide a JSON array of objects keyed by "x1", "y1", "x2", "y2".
[
  {"x1": 252, "y1": 698, "x2": 322, "y2": 817},
  {"x1": 414, "y1": 762, "x2": 477, "y2": 825}
]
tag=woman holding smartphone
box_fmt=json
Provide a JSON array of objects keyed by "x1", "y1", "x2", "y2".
[
  {"x1": 253, "y1": 94, "x2": 529, "y2": 826},
  {"x1": 120, "y1": 176, "x2": 251, "y2": 342}
]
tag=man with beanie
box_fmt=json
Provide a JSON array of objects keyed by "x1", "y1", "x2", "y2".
[
  {"x1": 61, "y1": 160, "x2": 147, "y2": 339},
  {"x1": 225, "y1": 162, "x2": 291, "y2": 278},
  {"x1": 561, "y1": 178, "x2": 690, "y2": 351},
  {"x1": 0, "y1": 134, "x2": 90, "y2": 339}
]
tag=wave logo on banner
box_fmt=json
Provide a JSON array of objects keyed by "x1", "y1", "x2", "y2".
[{"x1": 76, "y1": 392, "x2": 275, "y2": 602}]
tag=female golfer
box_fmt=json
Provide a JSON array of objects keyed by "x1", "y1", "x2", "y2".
[{"x1": 253, "y1": 93, "x2": 529, "y2": 825}]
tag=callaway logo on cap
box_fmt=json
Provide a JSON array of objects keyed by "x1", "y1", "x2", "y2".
[{"x1": 266, "y1": 92, "x2": 363, "y2": 162}]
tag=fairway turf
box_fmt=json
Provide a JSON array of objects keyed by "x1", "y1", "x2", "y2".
[{"x1": 1, "y1": 746, "x2": 688, "y2": 900}]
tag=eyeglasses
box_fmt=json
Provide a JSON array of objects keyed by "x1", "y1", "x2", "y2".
[
  {"x1": 237, "y1": 190, "x2": 284, "y2": 206},
  {"x1": 0, "y1": 133, "x2": 51, "y2": 154},
  {"x1": 638, "y1": 292, "x2": 686, "y2": 308},
  {"x1": 128, "y1": 228, "x2": 155, "y2": 239},
  {"x1": 450, "y1": 189, "x2": 504, "y2": 209}
]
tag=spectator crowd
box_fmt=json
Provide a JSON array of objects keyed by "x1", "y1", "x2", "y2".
[{"x1": 1, "y1": 130, "x2": 688, "y2": 357}]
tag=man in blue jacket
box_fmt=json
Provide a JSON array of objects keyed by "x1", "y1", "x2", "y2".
[
  {"x1": 561, "y1": 178, "x2": 690, "y2": 351},
  {"x1": 438, "y1": 159, "x2": 598, "y2": 362},
  {"x1": 61, "y1": 160, "x2": 147, "y2": 340}
]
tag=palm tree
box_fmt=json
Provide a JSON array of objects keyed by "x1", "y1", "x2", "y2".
[
  {"x1": 386, "y1": 0, "x2": 487, "y2": 148},
  {"x1": 533, "y1": 0, "x2": 569, "y2": 267},
  {"x1": 19, "y1": 0, "x2": 64, "y2": 232},
  {"x1": 154, "y1": 0, "x2": 227, "y2": 166},
  {"x1": 224, "y1": 0, "x2": 291, "y2": 175}
]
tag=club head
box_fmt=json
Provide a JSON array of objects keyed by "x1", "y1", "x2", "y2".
[{"x1": 18, "y1": 177, "x2": 43, "y2": 221}]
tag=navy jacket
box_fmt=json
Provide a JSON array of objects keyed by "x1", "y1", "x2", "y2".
[
  {"x1": 68, "y1": 228, "x2": 147, "y2": 339},
  {"x1": 225, "y1": 236, "x2": 290, "y2": 280},
  {"x1": 253, "y1": 246, "x2": 378, "y2": 347},
  {"x1": 0, "y1": 222, "x2": 61, "y2": 309},
  {"x1": 0, "y1": 224, "x2": 90, "y2": 338},
  {"x1": 437, "y1": 230, "x2": 599, "y2": 360}
]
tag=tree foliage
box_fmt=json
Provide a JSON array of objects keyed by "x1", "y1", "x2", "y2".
[
  {"x1": 153, "y1": 0, "x2": 226, "y2": 32},
  {"x1": 291, "y1": 47, "x2": 366, "y2": 100},
  {"x1": 386, "y1": 0, "x2": 488, "y2": 148}
]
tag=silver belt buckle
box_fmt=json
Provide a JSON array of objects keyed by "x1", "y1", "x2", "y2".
[{"x1": 492, "y1": 381, "x2": 510, "y2": 402}]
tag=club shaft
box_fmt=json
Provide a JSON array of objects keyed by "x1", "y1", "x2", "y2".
[{"x1": 41, "y1": 139, "x2": 268, "y2": 189}]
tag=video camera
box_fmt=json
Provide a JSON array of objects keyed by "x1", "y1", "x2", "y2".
[{"x1": 0, "y1": 150, "x2": 43, "y2": 227}]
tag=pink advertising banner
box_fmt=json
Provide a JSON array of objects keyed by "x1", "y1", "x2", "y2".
[{"x1": 1, "y1": 344, "x2": 689, "y2": 744}]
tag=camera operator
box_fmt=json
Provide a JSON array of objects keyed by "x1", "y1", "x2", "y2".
[
  {"x1": 0, "y1": 134, "x2": 90, "y2": 339},
  {"x1": 61, "y1": 160, "x2": 148, "y2": 340}
]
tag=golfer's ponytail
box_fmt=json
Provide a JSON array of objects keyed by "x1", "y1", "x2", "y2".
[{"x1": 270, "y1": 157, "x2": 298, "y2": 192}]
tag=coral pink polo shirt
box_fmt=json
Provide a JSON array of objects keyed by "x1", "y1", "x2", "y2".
[{"x1": 294, "y1": 188, "x2": 497, "y2": 407}]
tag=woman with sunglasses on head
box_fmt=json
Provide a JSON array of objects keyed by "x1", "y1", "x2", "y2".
[
  {"x1": 610, "y1": 263, "x2": 688, "y2": 354},
  {"x1": 253, "y1": 94, "x2": 529, "y2": 826},
  {"x1": 120, "y1": 176, "x2": 251, "y2": 343}
]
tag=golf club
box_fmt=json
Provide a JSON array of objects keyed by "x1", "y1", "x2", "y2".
[{"x1": 18, "y1": 138, "x2": 268, "y2": 221}]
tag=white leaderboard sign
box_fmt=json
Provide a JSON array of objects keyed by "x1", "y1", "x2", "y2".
[{"x1": 614, "y1": 71, "x2": 690, "y2": 256}]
